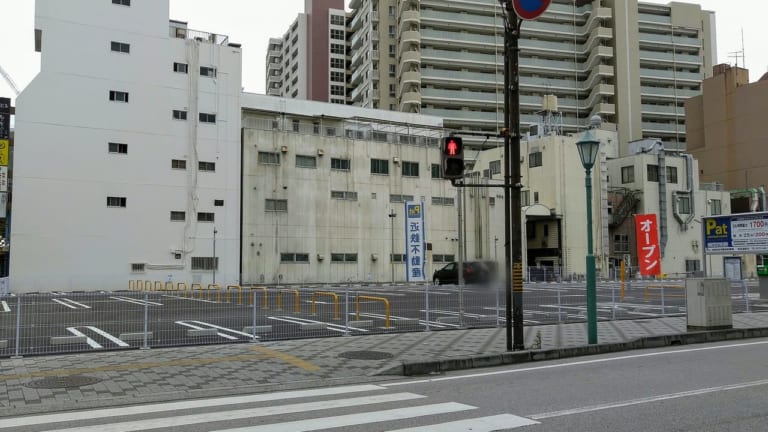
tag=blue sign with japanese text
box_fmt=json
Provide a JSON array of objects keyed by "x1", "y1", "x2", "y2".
[
  {"x1": 703, "y1": 212, "x2": 768, "y2": 254},
  {"x1": 405, "y1": 201, "x2": 426, "y2": 282}
]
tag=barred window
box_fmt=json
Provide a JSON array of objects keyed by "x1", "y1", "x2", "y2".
[
  {"x1": 197, "y1": 212, "x2": 215, "y2": 222},
  {"x1": 390, "y1": 254, "x2": 406, "y2": 263},
  {"x1": 258, "y1": 151, "x2": 280, "y2": 165},
  {"x1": 296, "y1": 155, "x2": 317, "y2": 168},
  {"x1": 431, "y1": 164, "x2": 441, "y2": 179},
  {"x1": 331, "y1": 191, "x2": 358, "y2": 201},
  {"x1": 191, "y1": 257, "x2": 218, "y2": 271},
  {"x1": 199, "y1": 161, "x2": 215, "y2": 172},
  {"x1": 402, "y1": 161, "x2": 419, "y2": 177},
  {"x1": 131, "y1": 263, "x2": 145, "y2": 273},
  {"x1": 621, "y1": 166, "x2": 635, "y2": 183},
  {"x1": 489, "y1": 160, "x2": 501, "y2": 175},
  {"x1": 432, "y1": 254, "x2": 456, "y2": 263},
  {"x1": 371, "y1": 158, "x2": 389, "y2": 175},
  {"x1": 647, "y1": 164, "x2": 659, "y2": 182},
  {"x1": 614, "y1": 234, "x2": 629, "y2": 253},
  {"x1": 431, "y1": 197, "x2": 455, "y2": 206},
  {"x1": 389, "y1": 194, "x2": 415, "y2": 203},
  {"x1": 170, "y1": 211, "x2": 186, "y2": 222},
  {"x1": 529, "y1": 152, "x2": 542, "y2": 168},
  {"x1": 266, "y1": 199, "x2": 288, "y2": 212},
  {"x1": 331, "y1": 158, "x2": 350, "y2": 171},
  {"x1": 107, "y1": 196, "x2": 126, "y2": 208},
  {"x1": 171, "y1": 159, "x2": 187, "y2": 169}
]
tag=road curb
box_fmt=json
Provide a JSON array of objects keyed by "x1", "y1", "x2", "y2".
[{"x1": 377, "y1": 327, "x2": 768, "y2": 376}]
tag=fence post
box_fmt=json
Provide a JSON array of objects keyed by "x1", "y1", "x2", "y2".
[
  {"x1": 611, "y1": 284, "x2": 616, "y2": 320},
  {"x1": 13, "y1": 296, "x2": 22, "y2": 358},
  {"x1": 660, "y1": 281, "x2": 666, "y2": 316},
  {"x1": 495, "y1": 279, "x2": 500, "y2": 328},
  {"x1": 425, "y1": 281, "x2": 431, "y2": 331},
  {"x1": 556, "y1": 282, "x2": 563, "y2": 323},
  {"x1": 142, "y1": 291, "x2": 149, "y2": 350},
  {"x1": 344, "y1": 285, "x2": 350, "y2": 336},
  {"x1": 252, "y1": 289, "x2": 257, "y2": 342}
]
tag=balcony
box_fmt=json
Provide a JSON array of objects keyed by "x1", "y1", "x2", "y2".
[
  {"x1": 400, "y1": 71, "x2": 421, "y2": 86},
  {"x1": 400, "y1": 92, "x2": 422, "y2": 107},
  {"x1": 399, "y1": 10, "x2": 420, "y2": 33},
  {"x1": 640, "y1": 68, "x2": 703, "y2": 83},
  {"x1": 170, "y1": 26, "x2": 229, "y2": 45},
  {"x1": 398, "y1": 50, "x2": 421, "y2": 75},
  {"x1": 399, "y1": 30, "x2": 421, "y2": 50}
]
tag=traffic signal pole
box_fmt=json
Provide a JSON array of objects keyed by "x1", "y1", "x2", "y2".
[{"x1": 502, "y1": 1, "x2": 525, "y2": 351}]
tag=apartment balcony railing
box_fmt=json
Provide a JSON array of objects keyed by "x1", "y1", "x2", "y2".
[{"x1": 170, "y1": 26, "x2": 229, "y2": 45}]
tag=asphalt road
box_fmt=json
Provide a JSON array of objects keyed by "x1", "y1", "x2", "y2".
[
  {"x1": 4, "y1": 338, "x2": 767, "y2": 431},
  {"x1": 0, "y1": 280, "x2": 757, "y2": 357}
]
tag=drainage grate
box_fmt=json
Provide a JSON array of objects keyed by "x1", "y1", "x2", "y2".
[
  {"x1": 25, "y1": 375, "x2": 102, "y2": 389},
  {"x1": 338, "y1": 350, "x2": 393, "y2": 360}
]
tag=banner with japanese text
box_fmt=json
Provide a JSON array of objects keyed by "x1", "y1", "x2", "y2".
[
  {"x1": 635, "y1": 214, "x2": 661, "y2": 276},
  {"x1": 0, "y1": 97, "x2": 9, "y2": 167},
  {"x1": 404, "y1": 201, "x2": 426, "y2": 282}
]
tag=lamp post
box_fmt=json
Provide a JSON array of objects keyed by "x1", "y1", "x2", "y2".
[
  {"x1": 576, "y1": 129, "x2": 601, "y2": 345},
  {"x1": 213, "y1": 227, "x2": 218, "y2": 285},
  {"x1": 388, "y1": 210, "x2": 396, "y2": 284}
]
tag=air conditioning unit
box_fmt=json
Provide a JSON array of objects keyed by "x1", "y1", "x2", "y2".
[
  {"x1": 280, "y1": 145, "x2": 288, "y2": 153},
  {"x1": 317, "y1": 149, "x2": 325, "y2": 156},
  {"x1": 317, "y1": 254, "x2": 325, "y2": 261},
  {"x1": 393, "y1": 156, "x2": 400, "y2": 164}
]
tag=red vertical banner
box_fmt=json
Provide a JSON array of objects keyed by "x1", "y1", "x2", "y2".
[{"x1": 635, "y1": 214, "x2": 661, "y2": 276}]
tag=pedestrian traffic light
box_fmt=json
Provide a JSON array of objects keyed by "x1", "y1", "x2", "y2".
[{"x1": 441, "y1": 136, "x2": 464, "y2": 179}]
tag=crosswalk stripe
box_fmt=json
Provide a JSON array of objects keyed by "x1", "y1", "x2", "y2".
[
  {"x1": 212, "y1": 402, "x2": 476, "y2": 432},
  {"x1": 40, "y1": 392, "x2": 426, "y2": 432},
  {"x1": 0, "y1": 385, "x2": 385, "y2": 429},
  {"x1": 386, "y1": 414, "x2": 540, "y2": 431}
]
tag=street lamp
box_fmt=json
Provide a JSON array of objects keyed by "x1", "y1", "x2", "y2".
[
  {"x1": 213, "y1": 227, "x2": 218, "y2": 285},
  {"x1": 576, "y1": 129, "x2": 601, "y2": 345},
  {"x1": 388, "y1": 210, "x2": 396, "y2": 284}
]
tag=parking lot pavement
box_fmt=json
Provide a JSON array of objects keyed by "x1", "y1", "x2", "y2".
[{"x1": 2, "y1": 311, "x2": 768, "y2": 417}]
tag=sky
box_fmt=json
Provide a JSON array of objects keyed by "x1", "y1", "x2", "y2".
[{"x1": 1, "y1": 0, "x2": 766, "y2": 104}]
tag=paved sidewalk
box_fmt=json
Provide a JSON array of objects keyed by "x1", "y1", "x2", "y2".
[{"x1": 2, "y1": 312, "x2": 768, "y2": 417}]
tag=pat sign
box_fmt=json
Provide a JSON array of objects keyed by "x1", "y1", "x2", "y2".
[
  {"x1": 703, "y1": 212, "x2": 768, "y2": 254},
  {"x1": 513, "y1": 0, "x2": 552, "y2": 20}
]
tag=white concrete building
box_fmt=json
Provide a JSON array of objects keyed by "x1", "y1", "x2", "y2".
[
  {"x1": 11, "y1": 0, "x2": 243, "y2": 292},
  {"x1": 241, "y1": 94, "x2": 451, "y2": 285}
]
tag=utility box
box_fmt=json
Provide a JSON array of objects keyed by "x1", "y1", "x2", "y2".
[{"x1": 686, "y1": 278, "x2": 732, "y2": 331}]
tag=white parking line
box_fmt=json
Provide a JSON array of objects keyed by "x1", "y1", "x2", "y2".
[
  {"x1": 52, "y1": 298, "x2": 91, "y2": 309},
  {"x1": 65, "y1": 326, "x2": 129, "y2": 349},
  {"x1": 0, "y1": 301, "x2": 9, "y2": 312},
  {"x1": 110, "y1": 296, "x2": 164, "y2": 306},
  {"x1": 175, "y1": 321, "x2": 239, "y2": 340},
  {"x1": 66, "y1": 327, "x2": 101, "y2": 349},
  {"x1": 268, "y1": 316, "x2": 370, "y2": 332},
  {"x1": 183, "y1": 320, "x2": 257, "y2": 338}
]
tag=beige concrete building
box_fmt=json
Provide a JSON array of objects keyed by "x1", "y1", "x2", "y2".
[{"x1": 686, "y1": 65, "x2": 768, "y2": 198}]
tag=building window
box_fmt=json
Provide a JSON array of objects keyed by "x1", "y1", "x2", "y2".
[
  {"x1": 131, "y1": 263, "x2": 145, "y2": 273},
  {"x1": 331, "y1": 190, "x2": 358, "y2": 201},
  {"x1": 331, "y1": 43, "x2": 345, "y2": 54},
  {"x1": 198, "y1": 212, "x2": 215, "y2": 222},
  {"x1": 432, "y1": 254, "x2": 456, "y2": 263},
  {"x1": 107, "y1": 196, "x2": 127, "y2": 208},
  {"x1": 529, "y1": 151, "x2": 542, "y2": 168},
  {"x1": 109, "y1": 90, "x2": 129, "y2": 103},
  {"x1": 191, "y1": 257, "x2": 218, "y2": 271},
  {"x1": 200, "y1": 66, "x2": 217, "y2": 77},
  {"x1": 521, "y1": 190, "x2": 530, "y2": 207},
  {"x1": 266, "y1": 199, "x2": 288, "y2": 212},
  {"x1": 172, "y1": 110, "x2": 187, "y2": 120},
  {"x1": 647, "y1": 164, "x2": 659, "y2": 182},
  {"x1": 431, "y1": 197, "x2": 455, "y2": 206},
  {"x1": 331, "y1": 85, "x2": 345, "y2": 96},
  {"x1": 171, "y1": 159, "x2": 187, "y2": 170},
  {"x1": 330, "y1": 58, "x2": 344, "y2": 69},
  {"x1": 330, "y1": 15, "x2": 345, "y2": 26},
  {"x1": 199, "y1": 161, "x2": 215, "y2": 172},
  {"x1": 330, "y1": 29, "x2": 345, "y2": 40},
  {"x1": 199, "y1": 113, "x2": 217, "y2": 124},
  {"x1": 112, "y1": 0, "x2": 131, "y2": 5},
  {"x1": 614, "y1": 234, "x2": 629, "y2": 253},
  {"x1": 389, "y1": 64, "x2": 396, "y2": 77},
  {"x1": 678, "y1": 196, "x2": 691, "y2": 214},
  {"x1": 331, "y1": 158, "x2": 350, "y2": 171},
  {"x1": 710, "y1": 199, "x2": 722, "y2": 215},
  {"x1": 431, "y1": 163, "x2": 441, "y2": 179},
  {"x1": 331, "y1": 71, "x2": 345, "y2": 82},
  {"x1": 685, "y1": 259, "x2": 701, "y2": 275},
  {"x1": 390, "y1": 254, "x2": 405, "y2": 263},
  {"x1": 258, "y1": 151, "x2": 280, "y2": 165},
  {"x1": 389, "y1": 194, "x2": 414, "y2": 203},
  {"x1": 371, "y1": 158, "x2": 389, "y2": 175},
  {"x1": 534, "y1": 192, "x2": 540, "y2": 204},
  {"x1": 621, "y1": 166, "x2": 635, "y2": 184},
  {"x1": 281, "y1": 253, "x2": 310, "y2": 263},
  {"x1": 110, "y1": 41, "x2": 130, "y2": 54},
  {"x1": 108, "y1": 142, "x2": 128, "y2": 154},
  {"x1": 402, "y1": 161, "x2": 419, "y2": 177},
  {"x1": 489, "y1": 160, "x2": 501, "y2": 175},
  {"x1": 296, "y1": 155, "x2": 317, "y2": 168},
  {"x1": 170, "y1": 211, "x2": 186, "y2": 222},
  {"x1": 173, "y1": 62, "x2": 188, "y2": 73},
  {"x1": 666, "y1": 166, "x2": 678, "y2": 184},
  {"x1": 331, "y1": 253, "x2": 358, "y2": 263},
  {"x1": 214, "y1": 199, "x2": 224, "y2": 207}
]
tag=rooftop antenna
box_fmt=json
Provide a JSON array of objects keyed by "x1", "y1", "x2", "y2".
[{"x1": 728, "y1": 28, "x2": 746, "y2": 69}]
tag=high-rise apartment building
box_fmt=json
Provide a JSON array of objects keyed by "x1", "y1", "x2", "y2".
[
  {"x1": 11, "y1": 0, "x2": 243, "y2": 292},
  {"x1": 283, "y1": 0, "x2": 716, "y2": 152},
  {"x1": 266, "y1": 0, "x2": 348, "y2": 104}
]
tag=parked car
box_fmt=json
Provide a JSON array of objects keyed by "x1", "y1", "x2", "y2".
[{"x1": 432, "y1": 261, "x2": 497, "y2": 285}]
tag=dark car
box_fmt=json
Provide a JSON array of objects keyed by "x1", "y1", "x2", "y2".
[{"x1": 432, "y1": 261, "x2": 497, "y2": 285}]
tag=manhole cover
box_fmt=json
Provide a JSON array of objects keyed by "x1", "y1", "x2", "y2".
[
  {"x1": 25, "y1": 375, "x2": 102, "y2": 389},
  {"x1": 338, "y1": 351, "x2": 393, "y2": 360}
]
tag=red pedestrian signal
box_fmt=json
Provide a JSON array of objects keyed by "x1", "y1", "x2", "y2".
[{"x1": 441, "y1": 136, "x2": 464, "y2": 180}]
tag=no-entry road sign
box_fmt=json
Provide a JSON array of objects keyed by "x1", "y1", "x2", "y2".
[{"x1": 513, "y1": 0, "x2": 552, "y2": 20}]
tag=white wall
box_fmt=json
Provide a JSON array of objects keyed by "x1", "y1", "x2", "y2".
[{"x1": 11, "y1": 0, "x2": 242, "y2": 292}]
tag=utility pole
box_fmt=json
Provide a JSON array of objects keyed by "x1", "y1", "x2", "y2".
[{"x1": 389, "y1": 209, "x2": 397, "y2": 284}]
